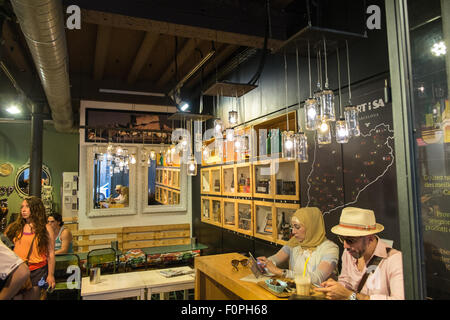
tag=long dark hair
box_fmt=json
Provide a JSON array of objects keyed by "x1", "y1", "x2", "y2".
[{"x1": 6, "y1": 196, "x2": 50, "y2": 255}]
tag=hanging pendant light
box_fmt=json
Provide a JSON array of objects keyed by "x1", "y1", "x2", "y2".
[
  {"x1": 129, "y1": 154, "x2": 137, "y2": 165},
  {"x1": 187, "y1": 155, "x2": 197, "y2": 176},
  {"x1": 295, "y1": 132, "x2": 308, "y2": 162},
  {"x1": 343, "y1": 40, "x2": 361, "y2": 137},
  {"x1": 335, "y1": 46, "x2": 349, "y2": 144},
  {"x1": 228, "y1": 110, "x2": 237, "y2": 125},
  {"x1": 308, "y1": 47, "x2": 322, "y2": 131},
  {"x1": 282, "y1": 131, "x2": 296, "y2": 159},
  {"x1": 226, "y1": 128, "x2": 234, "y2": 142},
  {"x1": 150, "y1": 149, "x2": 156, "y2": 161},
  {"x1": 282, "y1": 51, "x2": 297, "y2": 160},
  {"x1": 187, "y1": 120, "x2": 197, "y2": 176},
  {"x1": 319, "y1": 38, "x2": 336, "y2": 122},
  {"x1": 214, "y1": 119, "x2": 223, "y2": 135}
]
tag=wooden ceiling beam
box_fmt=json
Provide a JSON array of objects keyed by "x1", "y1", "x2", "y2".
[
  {"x1": 93, "y1": 25, "x2": 113, "y2": 81},
  {"x1": 82, "y1": 9, "x2": 283, "y2": 52},
  {"x1": 127, "y1": 32, "x2": 160, "y2": 84},
  {"x1": 156, "y1": 38, "x2": 198, "y2": 89}
]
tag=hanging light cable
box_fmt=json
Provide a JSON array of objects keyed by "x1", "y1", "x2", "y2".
[
  {"x1": 187, "y1": 119, "x2": 197, "y2": 176},
  {"x1": 295, "y1": 43, "x2": 308, "y2": 163},
  {"x1": 335, "y1": 46, "x2": 349, "y2": 144},
  {"x1": 282, "y1": 51, "x2": 295, "y2": 160},
  {"x1": 305, "y1": 40, "x2": 320, "y2": 131},
  {"x1": 344, "y1": 40, "x2": 360, "y2": 137},
  {"x1": 319, "y1": 38, "x2": 335, "y2": 122}
]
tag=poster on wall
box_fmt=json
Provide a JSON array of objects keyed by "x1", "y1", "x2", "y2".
[
  {"x1": 62, "y1": 172, "x2": 78, "y2": 220},
  {"x1": 300, "y1": 76, "x2": 400, "y2": 247}
]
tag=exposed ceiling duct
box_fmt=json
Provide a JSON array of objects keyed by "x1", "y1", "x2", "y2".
[{"x1": 11, "y1": 0, "x2": 73, "y2": 132}]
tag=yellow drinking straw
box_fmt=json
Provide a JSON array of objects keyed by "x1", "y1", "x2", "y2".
[{"x1": 302, "y1": 257, "x2": 310, "y2": 277}]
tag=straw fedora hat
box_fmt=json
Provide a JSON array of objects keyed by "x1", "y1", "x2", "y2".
[{"x1": 331, "y1": 207, "x2": 384, "y2": 237}]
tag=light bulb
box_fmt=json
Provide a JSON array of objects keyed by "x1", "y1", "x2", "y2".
[
  {"x1": 150, "y1": 150, "x2": 156, "y2": 160},
  {"x1": 307, "y1": 107, "x2": 317, "y2": 118},
  {"x1": 130, "y1": 155, "x2": 136, "y2": 164},
  {"x1": 282, "y1": 131, "x2": 296, "y2": 160},
  {"x1": 320, "y1": 122, "x2": 329, "y2": 132},
  {"x1": 317, "y1": 121, "x2": 331, "y2": 145},
  {"x1": 285, "y1": 140, "x2": 293, "y2": 150}
]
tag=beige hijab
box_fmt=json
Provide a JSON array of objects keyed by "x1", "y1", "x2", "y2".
[{"x1": 286, "y1": 207, "x2": 326, "y2": 250}]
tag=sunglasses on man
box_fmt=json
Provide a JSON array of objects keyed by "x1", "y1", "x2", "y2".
[{"x1": 338, "y1": 235, "x2": 361, "y2": 245}]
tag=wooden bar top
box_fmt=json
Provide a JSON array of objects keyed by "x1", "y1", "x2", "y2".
[{"x1": 194, "y1": 252, "x2": 285, "y2": 300}]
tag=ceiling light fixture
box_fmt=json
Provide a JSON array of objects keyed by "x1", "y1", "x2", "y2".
[
  {"x1": 6, "y1": 104, "x2": 21, "y2": 114},
  {"x1": 431, "y1": 41, "x2": 446, "y2": 56}
]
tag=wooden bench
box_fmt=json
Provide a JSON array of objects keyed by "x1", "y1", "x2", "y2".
[
  {"x1": 122, "y1": 224, "x2": 191, "y2": 250},
  {"x1": 72, "y1": 227, "x2": 123, "y2": 253}
]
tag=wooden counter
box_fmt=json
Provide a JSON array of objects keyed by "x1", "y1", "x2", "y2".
[{"x1": 194, "y1": 252, "x2": 284, "y2": 300}]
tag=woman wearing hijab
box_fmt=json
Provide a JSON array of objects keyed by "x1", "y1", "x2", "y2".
[{"x1": 257, "y1": 207, "x2": 339, "y2": 285}]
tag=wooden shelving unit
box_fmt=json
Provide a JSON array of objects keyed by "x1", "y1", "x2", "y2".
[
  {"x1": 155, "y1": 167, "x2": 180, "y2": 205},
  {"x1": 253, "y1": 200, "x2": 275, "y2": 242}
]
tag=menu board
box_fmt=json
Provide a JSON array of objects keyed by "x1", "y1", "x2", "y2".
[{"x1": 299, "y1": 77, "x2": 400, "y2": 246}]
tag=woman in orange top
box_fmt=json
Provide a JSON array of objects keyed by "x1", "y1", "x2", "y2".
[{"x1": 5, "y1": 196, "x2": 55, "y2": 299}]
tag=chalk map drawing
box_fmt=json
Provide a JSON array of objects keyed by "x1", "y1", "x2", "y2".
[{"x1": 305, "y1": 122, "x2": 395, "y2": 216}]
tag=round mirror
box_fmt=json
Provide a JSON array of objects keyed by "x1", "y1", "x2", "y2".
[{"x1": 14, "y1": 163, "x2": 52, "y2": 198}]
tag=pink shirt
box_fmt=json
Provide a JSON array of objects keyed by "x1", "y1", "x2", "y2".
[{"x1": 338, "y1": 238, "x2": 405, "y2": 300}]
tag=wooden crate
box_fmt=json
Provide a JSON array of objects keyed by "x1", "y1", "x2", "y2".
[
  {"x1": 122, "y1": 224, "x2": 191, "y2": 250},
  {"x1": 72, "y1": 227, "x2": 123, "y2": 253}
]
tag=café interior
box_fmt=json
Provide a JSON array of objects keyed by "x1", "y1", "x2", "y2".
[{"x1": 0, "y1": 0, "x2": 449, "y2": 300}]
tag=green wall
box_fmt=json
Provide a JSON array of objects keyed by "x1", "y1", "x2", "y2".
[{"x1": 0, "y1": 121, "x2": 79, "y2": 220}]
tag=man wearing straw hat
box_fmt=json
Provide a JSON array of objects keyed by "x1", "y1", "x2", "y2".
[{"x1": 315, "y1": 207, "x2": 404, "y2": 300}]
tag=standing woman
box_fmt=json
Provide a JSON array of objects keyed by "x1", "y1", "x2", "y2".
[
  {"x1": 257, "y1": 207, "x2": 339, "y2": 285},
  {"x1": 5, "y1": 196, "x2": 55, "y2": 299}
]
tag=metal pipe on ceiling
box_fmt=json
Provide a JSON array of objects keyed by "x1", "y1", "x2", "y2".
[{"x1": 10, "y1": 0, "x2": 73, "y2": 132}]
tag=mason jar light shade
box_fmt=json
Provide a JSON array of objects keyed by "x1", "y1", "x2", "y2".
[
  {"x1": 166, "y1": 150, "x2": 172, "y2": 165},
  {"x1": 335, "y1": 119, "x2": 350, "y2": 144},
  {"x1": 317, "y1": 120, "x2": 332, "y2": 144},
  {"x1": 150, "y1": 149, "x2": 156, "y2": 160},
  {"x1": 202, "y1": 146, "x2": 209, "y2": 162},
  {"x1": 295, "y1": 132, "x2": 308, "y2": 163},
  {"x1": 344, "y1": 106, "x2": 361, "y2": 137},
  {"x1": 187, "y1": 156, "x2": 197, "y2": 176},
  {"x1": 115, "y1": 145, "x2": 124, "y2": 156},
  {"x1": 214, "y1": 119, "x2": 223, "y2": 134},
  {"x1": 226, "y1": 129, "x2": 234, "y2": 142},
  {"x1": 320, "y1": 89, "x2": 335, "y2": 121},
  {"x1": 129, "y1": 154, "x2": 137, "y2": 164},
  {"x1": 282, "y1": 131, "x2": 296, "y2": 160},
  {"x1": 140, "y1": 149, "x2": 149, "y2": 166},
  {"x1": 228, "y1": 110, "x2": 238, "y2": 125},
  {"x1": 305, "y1": 98, "x2": 320, "y2": 130}
]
